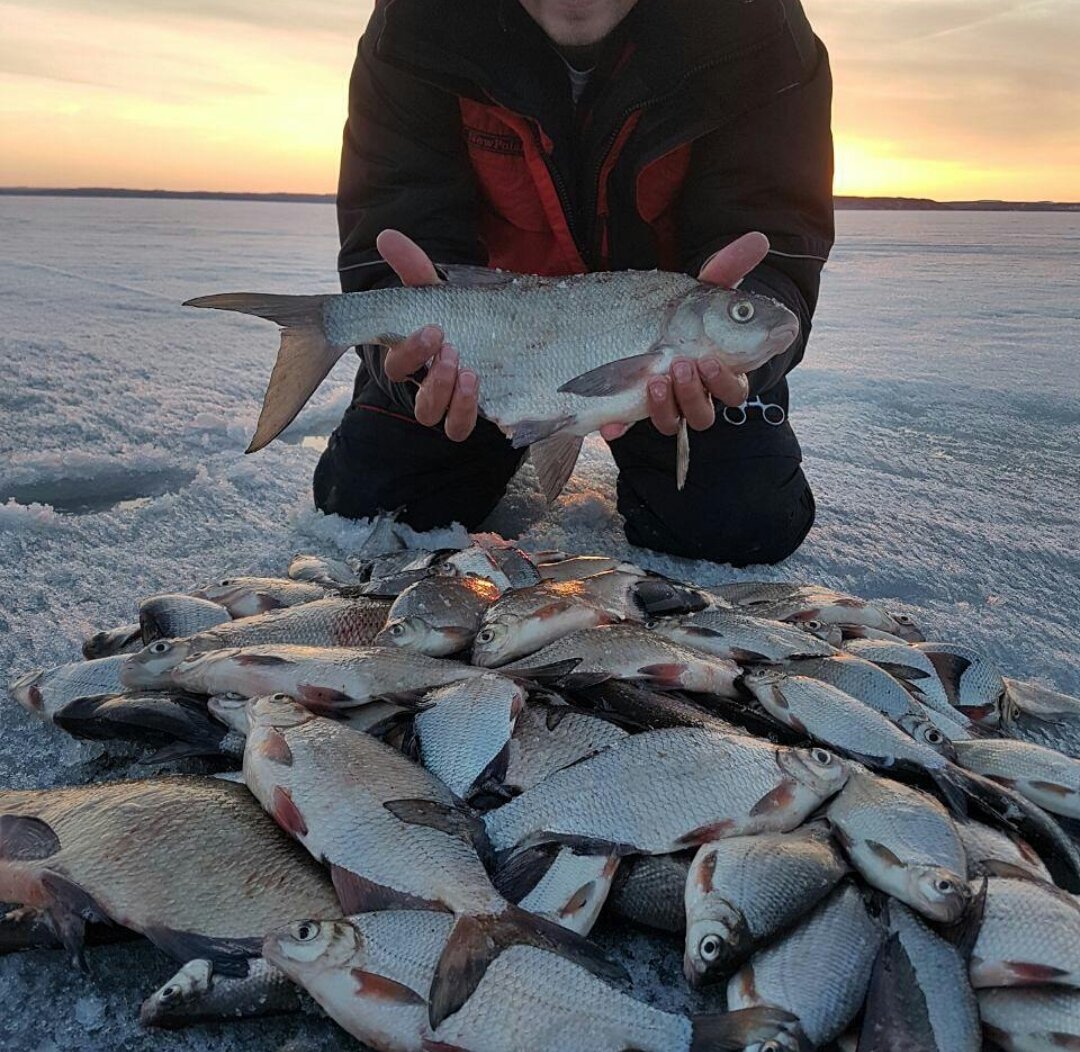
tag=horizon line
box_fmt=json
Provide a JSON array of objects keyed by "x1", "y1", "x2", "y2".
[{"x1": 1, "y1": 186, "x2": 1078, "y2": 212}]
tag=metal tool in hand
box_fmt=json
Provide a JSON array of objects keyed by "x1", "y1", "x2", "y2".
[{"x1": 722, "y1": 394, "x2": 786, "y2": 426}]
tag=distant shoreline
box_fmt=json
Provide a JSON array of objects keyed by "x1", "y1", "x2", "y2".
[{"x1": 1, "y1": 186, "x2": 1078, "y2": 212}]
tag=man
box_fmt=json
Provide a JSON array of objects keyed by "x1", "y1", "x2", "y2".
[{"x1": 315, "y1": 0, "x2": 833, "y2": 566}]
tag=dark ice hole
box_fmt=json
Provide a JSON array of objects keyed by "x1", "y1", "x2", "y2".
[{"x1": 0, "y1": 466, "x2": 196, "y2": 514}]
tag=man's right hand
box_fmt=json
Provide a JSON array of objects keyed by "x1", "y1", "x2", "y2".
[{"x1": 376, "y1": 229, "x2": 479, "y2": 442}]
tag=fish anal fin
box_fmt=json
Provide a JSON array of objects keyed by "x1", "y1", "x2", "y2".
[
  {"x1": 509, "y1": 416, "x2": 574, "y2": 449},
  {"x1": 530, "y1": 433, "x2": 584, "y2": 503},
  {"x1": 330, "y1": 865, "x2": 449, "y2": 914},
  {"x1": 676, "y1": 417, "x2": 690, "y2": 490},
  {"x1": 0, "y1": 815, "x2": 61, "y2": 861},
  {"x1": 234, "y1": 653, "x2": 293, "y2": 668},
  {"x1": 493, "y1": 844, "x2": 560, "y2": 904},
  {"x1": 557, "y1": 352, "x2": 662, "y2": 397},
  {"x1": 383, "y1": 798, "x2": 489, "y2": 854},
  {"x1": 351, "y1": 968, "x2": 425, "y2": 1004}
]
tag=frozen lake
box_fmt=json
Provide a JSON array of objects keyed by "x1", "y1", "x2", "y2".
[{"x1": 0, "y1": 198, "x2": 1078, "y2": 1049}]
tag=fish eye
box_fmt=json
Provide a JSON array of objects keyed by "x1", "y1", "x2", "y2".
[
  {"x1": 728, "y1": 298, "x2": 755, "y2": 324},
  {"x1": 150, "y1": 641, "x2": 171, "y2": 654},
  {"x1": 895, "y1": 614, "x2": 914, "y2": 625},
  {"x1": 389, "y1": 622, "x2": 406, "y2": 637},
  {"x1": 272, "y1": 693, "x2": 291, "y2": 702},
  {"x1": 811, "y1": 748, "x2": 833, "y2": 766},
  {"x1": 761, "y1": 1042, "x2": 783, "y2": 1052},
  {"x1": 218, "y1": 579, "x2": 232, "y2": 587},
  {"x1": 805, "y1": 619, "x2": 823, "y2": 630},
  {"x1": 936, "y1": 878, "x2": 954, "y2": 893},
  {"x1": 292, "y1": 921, "x2": 320, "y2": 942},
  {"x1": 159, "y1": 984, "x2": 180, "y2": 1003},
  {"x1": 698, "y1": 934, "x2": 723, "y2": 962},
  {"x1": 476, "y1": 627, "x2": 497, "y2": 644}
]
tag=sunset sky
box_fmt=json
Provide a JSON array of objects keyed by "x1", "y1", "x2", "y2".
[{"x1": 1, "y1": 0, "x2": 1077, "y2": 200}]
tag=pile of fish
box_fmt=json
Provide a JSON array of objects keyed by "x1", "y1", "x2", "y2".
[{"x1": 4, "y1": 525, "x2": 1080, "y2": 1051}]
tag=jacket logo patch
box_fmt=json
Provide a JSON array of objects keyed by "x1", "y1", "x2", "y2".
[{"x1": 464, "y1": 127, "x2": 525, "y2": 156}]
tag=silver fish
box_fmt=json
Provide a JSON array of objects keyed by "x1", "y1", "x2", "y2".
[
  {"x1": 502, "y1": 624, "x2": 740, "y2": 695},
  {"x1": 913, "y1": 642, "x2": 1006, "y2": 727},
  {"x1": 139, "y1": 593, "x2": 231, "y2": 642},
  {"x1": 535, "y1": 555, "x2": 636, "y2": 581},
  {"x1": 122, "y1": 642, "x2": 484, "y2": 711},
  {"x1": 607, "y1": 854, "x2": 692, "y2": 934},
  {"x1": 727, "y1": 882, "x2": 885, "y2": 1049},
  {"x1": 503, "y1": 702, "x2": 630, "y2": 795},
  {"x1": 193, "y1": 576, "x2": 329, "y2": 617},
  {"x1": 81, "y1": 623, "x2": 143, "y2": 660},
  {"x1": 841, "y1": 638, "x2": 964, "y2": 725},
  {"x1": 826, "y1": 769, "x2": 969, "y2": 922},
  {"x1": 208, "y1": 692, "x2": 404, "y2": 740},
  {"x1": 709, "y1": 583, "x2": 924, "y2": 642},
  {"x1": 970, "y1": 877, "x2": 1080, "y2": 988},
  {"x1": 1002, "y1": 677, "x2": 1080, "y2": 760},
  {"x1": 978, "y1": 987, "x2": 1080, "y2": 1051},
  {"x1": 436, "y1": 545, "x2": 513, "y2": 591},
  {"x1": 9, "y1": 655, "x2": 128, "y2": 722},
  {"x1": 264, "y1": 911, "x2": 796, "y2": 1052},
  {"x1": 486, "y1": 726, "x2": 849, "y2": 856},
  {"x1": 287, "y1": 552, "x2": 363, "y2": 587},
  {"x1": 858, "y1": 901, "x2": 981, "y2": 1052},
  {"x1": 953, "y1": 738, "x2": 1080, "y2": 819},
  {"x1": 414, "y1": 674, "x2": 526, "y2": 800},
  {"x1": 186, "y1": 270, "x2": 797, "y2": 499},
  {"x1": 650, "y1": 607, "x2": 837, "y2": 662},
  {"x1": 242, "y1": 693, "x2": 619, "y2": 1029},
  {"x1": 684, "y1": 822, "x2": 849, "y2": 985},
  {"x1": 140, "y1": 957, "x2": 303, "y2": 1028},
  {"x1": 781, "y1": 653, "x2": 955, "y2": 755},
  {"x1": 184, "y1": 596, "x2": 391, "y2": 652},
  {"x1": 376, "y1": 575, "x2": 501, "y2": 656},
  {"x1": 484, "y1": 545, "x2": 542, "y2": 589},
  {"x1": 955, "y1": 818, "x2": 1053, "y2": 882}
]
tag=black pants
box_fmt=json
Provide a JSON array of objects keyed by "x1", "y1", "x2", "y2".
[{"x1": 314, "y1": 375, "x2": 815, "y2": 567}]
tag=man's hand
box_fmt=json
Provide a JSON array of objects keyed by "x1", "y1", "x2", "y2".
[
  {"x1": 376, "y1": 229, "x2": 479, "y2": 442},
  {"x1": 598, "y1": 231, "x2": 770, "y2": 442}
]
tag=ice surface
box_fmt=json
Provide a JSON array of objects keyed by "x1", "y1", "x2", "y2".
[{"x1": 0, "y1": 198, "x2": 1078, "y2": 1049}]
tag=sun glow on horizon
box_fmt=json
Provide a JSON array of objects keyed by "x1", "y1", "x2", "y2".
[{"x1": 0, "y1": 0, "x2": 1077, "y2": 201}]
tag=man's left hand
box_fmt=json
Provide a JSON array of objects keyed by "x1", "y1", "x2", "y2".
[{"x1": 599, "y1": 231, "x2": 769, "y2": 441}]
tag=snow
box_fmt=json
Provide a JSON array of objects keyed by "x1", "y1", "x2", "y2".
[{"x1": 1, "y1": 197, "x2": 1078, "y2": 1049}]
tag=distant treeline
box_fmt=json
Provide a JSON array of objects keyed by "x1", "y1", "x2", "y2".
[{"x1": 1, "y1": 187, "x2": 1078, "y2": 212}]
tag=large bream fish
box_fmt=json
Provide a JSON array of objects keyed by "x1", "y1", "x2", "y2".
[{"x1": 185, "y1": 268, "x2": 798, "y2": 498}]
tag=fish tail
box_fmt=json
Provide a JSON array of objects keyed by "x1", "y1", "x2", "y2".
[
  {"x1": 183, "y1": 293, "x2": 346, "y2": 452},
  {"x1": 426, "y1": 905, "x2": 627, "y2": 1029},
  {"x1": 689, "y1": 1006, "x2": 805, "y2": 1051}
]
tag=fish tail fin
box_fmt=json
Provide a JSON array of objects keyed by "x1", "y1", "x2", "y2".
[
  {"x1": 427, "y1": 905, "x2": 627, "y2": 1029},
  {"x1": 183, "y1": 293, "x2": 346, "y2": 452},
  {"x1": 689, "y1": 1006, "x2": 805, "y2": 1051}
]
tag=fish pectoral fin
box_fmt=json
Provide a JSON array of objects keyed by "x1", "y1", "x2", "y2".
[
  {"x1": 557, "y1": 351, "x2": 662, "y2": 397},
  {"x1": 351, "y1": 968, "x2": 426, "y2": 1005},
  {"x1": 0, "y1": 814, "x2": 61, "y2": 860},
  {"x1": 676, "y1": 417, "x2": 690, "y2": 490},
  {"x1": 427, "y1": 907, "x2": 628, "y2": 1030},
  {"x1": 530, "y1": 433, "x2": 584, "y2": 503},
  {"x1": 142, "y1": 926, "x2": 261, "y2": 977},
  {"x1": 330, "y1": 865, "x2": 448, "y2": 914},
  {"x1": 689, "y1": 1007, "x2": 802, "y2": 1052},
  {"x1": 183, "y1": 293, "x2": 348, "y2": 453}
]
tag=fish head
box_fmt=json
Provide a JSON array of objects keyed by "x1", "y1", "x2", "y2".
[
  {"x1": 885, "y1": 612, "x2": 925, "y2": 642},
  {"x1": 248, "y1": 692, "x2": 313, "y2": 729},
  {"x1": 674, "y1": 285, "x2": 798, "y2": 373},
  {"x1": 907, "y1": 717, "x2": 957, "y2": 759},
  {"x1": 139, "y1": 959, "x2": 212, "y2": 1026},
  {"x1": 121, "y1": 639, "x2": 194, "y2": 688},
  {"x1": 797, "y1": 619, "x2": 843, "y2": 646},
  {"x1": 779, "y1": 746, "x2": 850, "y2": 799},
  {"x1": 8, "y1": 669, "x2": 45, "y2": 714},
  {"x1": 207, "y1": 693, "x2": 250, "y2": 734},
  {"x1": 263, "y1": 918, "x2": 360, "y2": 978},
  {"x1": 376, "y1": 616, "x2": 471, "y2": 657},
  {"x1": 909, "y1": 865, "x2": 971, "y2": 923},
  {"x1": 684, "y1": 901, "x2": 750, "y2": 986},
  {"x1": 471, "y1": 617, "x2": 521, "y2": 667},
  {"x1": 741, "y1": 666, "x2": 789, "y2": 711}
]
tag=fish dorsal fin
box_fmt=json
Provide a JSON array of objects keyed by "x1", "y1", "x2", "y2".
[
  {"x1": 558, "y1": 351, "x2": 662, "y2": 397},
  {"x1": 530, "y1": 433, "x2": 584, "y2": 503},
  {"x1": 436, "y1": 263, "x2": 520, "y2": 287}
]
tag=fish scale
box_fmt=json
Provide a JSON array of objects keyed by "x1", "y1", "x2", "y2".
[{"x1": 954, "y1": 737, "x2": 1080, "y2": 818}]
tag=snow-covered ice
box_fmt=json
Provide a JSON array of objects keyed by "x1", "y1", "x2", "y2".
[{"x1": 0, "y1": 197, "x2": 1077, "y2": 1049}]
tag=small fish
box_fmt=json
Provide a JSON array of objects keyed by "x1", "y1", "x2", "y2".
[
  {"x1": 140, "y1": 957, "x2": 303, "y2": 1028},
  {"x1": 186, "y1": 268, "x2": 798, "y2": 499},
  {"x1": 650, "y1": 607, "x2": 838, "y2": 662},
  {"x1": 139, "y1": 594, "x2": 232, "y2": 642},
  {"x1": 953, "y1": 738, "x2": 1080, "y2": 819},
  {"x1": 242, "y1": 693, "x2": 620, "y2": 1030},
  {"x1": 502, "y1": 624, "x2": 740, "y2": 695},
  {"x1": 375, "y1": 575, "x2": 501, "y2": 656},
  {"x1": 264, "y1": 911, "x2": 798, "y2": 1052},
  {"x1": 122, "y1": 642, "x2": 485, "y2": 711},
  {"x1": 970, "y1": 877, "x2": 1080, "y2": 988},
  {"x1": 81, "y1": 623, "x2": 143, "y2": 660},
  {"x1": 709, "y1": 583, "x2": 924, "y2": 642},
  {"x1": 9, "y1": 655, "x2": 128, "y2": 722},
  {"x1": 413, "y1": 674, "x2": 525, "y2": 800},
  {"x1": 436, "y1": 545, "x2": 513, "y2": 591},
  {"x1": 727, "y1": 882, "x2": 885, "y2": 1049},
  {"x1": 534, "y1": 555, "x2": 635, "y2": 581},
  {"x1": 607, "y1": 853, "x2": 692, "y2": 934},
  {"x1": 486, "y1": 726, "x2": 849, "y2": 857},
  {"x1": 288, "y1": 553, "x2": 363, "y2": 586},
  {"x1": 978, "y1": 987, "x2": 1080, "y2": 1051},
  {"x1": 955, "y1": 817, "x2": 1053, "y2": 882},
  {"x1": 193, "y1": 576, "x2": 329, "y2": 617},
  {"x1": 208, "y1": 693, "x2": 404, "y2": 741},
  {"x1": 0, "y1": 777, "x2": 339, "y2": 971},
  {"x1": 184, "y1": 597, "x2": 391, "y2": 652},
  {"x1": 484, "y1": 545, "x2": 542, "y2": 589},
  {"x1": 912, "y1": 642, "x2": 1006, "y2": 727},
  {"x1": 684, "y1": 822, "x2": 849, "y2": 986},
  {"x1": 1002, "y1": 677, "x2": 1080, "y2": 760},
  {"x1": 858, "y1": 901, "x2": 981, "y2": 1052},
  {"x1": 826, "y1": 769, "x2": 969, "y2": 923}
]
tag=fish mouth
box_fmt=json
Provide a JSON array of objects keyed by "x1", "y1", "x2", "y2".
[{"x1": 766, "y1": 319, "x2": 800, "y2": 353}]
